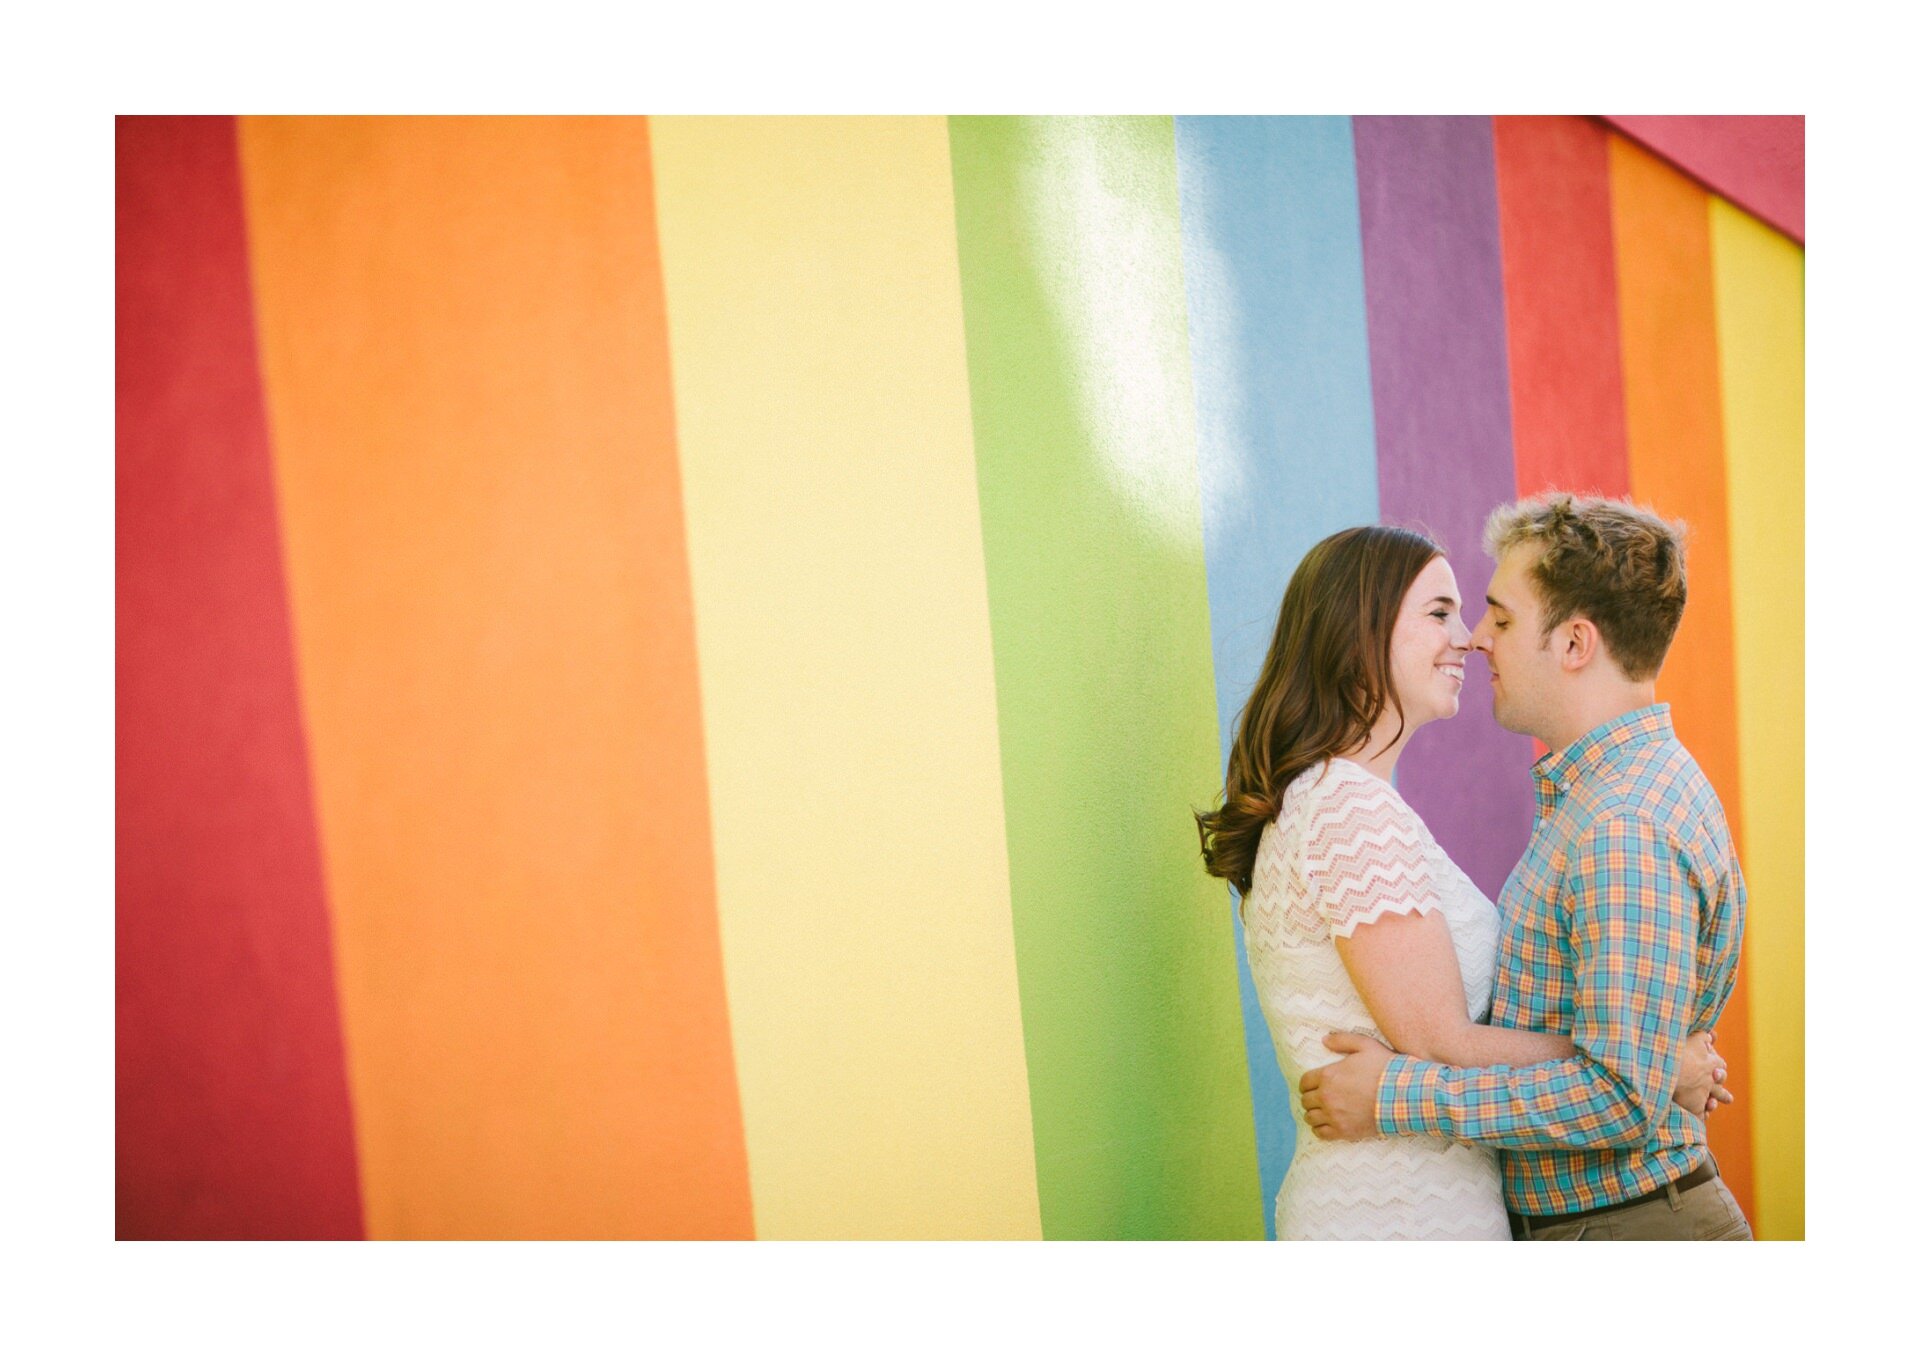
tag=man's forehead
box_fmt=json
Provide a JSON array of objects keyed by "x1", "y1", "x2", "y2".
[{"x1": 1489, "y1": 544, "x2": 1543, "y2": 604}]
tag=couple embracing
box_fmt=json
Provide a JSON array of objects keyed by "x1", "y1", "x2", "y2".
[{"x1": 1198, "y1": 493, "x2": 1752, "y2": 1241}]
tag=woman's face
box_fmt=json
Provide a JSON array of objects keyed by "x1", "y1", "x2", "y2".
[{"x1": 1388, "y1": 555, "x2": 1472, "y2": 731}]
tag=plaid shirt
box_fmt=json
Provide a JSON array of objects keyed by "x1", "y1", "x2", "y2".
[{"x1": 1375, "y1": 705, "x2": 1746, "y2": 1216}]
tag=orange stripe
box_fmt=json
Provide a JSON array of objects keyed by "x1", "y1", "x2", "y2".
[
  {"x1": 239, "y1": 116, "x2": 752, "y2": 1237},
  {"x1": 1608, "y1": 134, "x2": 1756, "y2": 1224}
]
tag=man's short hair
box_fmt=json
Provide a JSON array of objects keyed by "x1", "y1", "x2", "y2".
[{"x1": 1482, "y1": 493, "x2": 1688, "y2": 681}]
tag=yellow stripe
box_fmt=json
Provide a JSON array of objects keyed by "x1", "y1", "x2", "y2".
[
  {"x1": 649, "y1": 116, "x2": 1042, "y2": 1238},
  {"x1": 1710, "y1": 198, "x2": 1804, "y2": 1240}
]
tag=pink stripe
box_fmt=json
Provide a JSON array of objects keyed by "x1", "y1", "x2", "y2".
[{"x1": 1602, "y1": 116, "x2": 1803, "y2": 243}]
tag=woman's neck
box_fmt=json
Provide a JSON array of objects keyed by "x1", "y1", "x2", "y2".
[{"x1": 1342, "y1": 712, "x2": 1415, "y2": 782}]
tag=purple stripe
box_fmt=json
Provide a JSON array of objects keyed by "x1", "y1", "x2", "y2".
[{"x1": 1353, "y1": 116, "x2": 1536, "y2": 901}]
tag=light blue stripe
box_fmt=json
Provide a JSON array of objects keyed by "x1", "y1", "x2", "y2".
[{"x1": 1173, "y1": 115, "x2": 1381, "y2": 1238}]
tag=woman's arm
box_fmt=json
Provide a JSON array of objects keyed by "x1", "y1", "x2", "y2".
[
  {"x1": 1335, "y1": 910, "x2": 1731, "y2": 1114},
  {"x1": 1334, "y1": 908, "x2": 1570, "y2": 1067}
]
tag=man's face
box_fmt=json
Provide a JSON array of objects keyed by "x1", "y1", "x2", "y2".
[{"x1": 1469, "y1": 544, "x2": 1560, "y2": 740}]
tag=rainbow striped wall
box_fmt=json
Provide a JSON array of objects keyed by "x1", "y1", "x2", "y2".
[{"x1": 116, "y1": 115, "x2": 1804, "y2": 1240}]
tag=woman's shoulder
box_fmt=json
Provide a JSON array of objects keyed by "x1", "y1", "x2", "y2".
[
  {"x1": 1277, "y1": 757, "x2": 1336, "y2": 812},
  {"x1": 1279, "y1": 757, "x2": 1379, "y2": 826},
  {"x1": 1286, "y1": 758, "x2": 1431, "y2": 839},
  {"x1": 1292, "y1": 756, "x2": 1394, "y2": 805}
]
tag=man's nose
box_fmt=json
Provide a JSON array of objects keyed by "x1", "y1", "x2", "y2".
[{"x1": 1467, "y1": 616, "x2": 1493, "y2": 653}]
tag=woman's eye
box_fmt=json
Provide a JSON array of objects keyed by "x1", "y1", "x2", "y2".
[{"x1": 1430, "y1": 610, "x2": 1450, "y2": 621}]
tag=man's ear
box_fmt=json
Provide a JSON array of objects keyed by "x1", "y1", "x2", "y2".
[{"x1": 1559, "y1": 618, "x2": 1602, "y2": 673}]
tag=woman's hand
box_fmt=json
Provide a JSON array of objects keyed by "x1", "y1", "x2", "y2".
[{"x1": 1675, "y1": 1029, "x2": 1735, "y2": 1120}]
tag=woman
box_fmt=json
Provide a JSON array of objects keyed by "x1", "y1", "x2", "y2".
[{"x1": 1195, "y1": 525, "x2": 1724, "y2": 1240}]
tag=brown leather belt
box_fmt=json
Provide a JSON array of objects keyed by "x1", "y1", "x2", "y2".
[{"x1": 1512, "y1": 1159, "x2": 1718, "y2": 1232}]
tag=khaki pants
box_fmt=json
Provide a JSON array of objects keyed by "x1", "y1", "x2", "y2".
[{"x1": 1513, "y1": 1177, "x2": 1753, "y2": 1241}]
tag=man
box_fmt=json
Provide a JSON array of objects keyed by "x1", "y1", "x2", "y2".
[{"x1": 1300, "y1": 493, "x2": 1752, "y2": 1241}]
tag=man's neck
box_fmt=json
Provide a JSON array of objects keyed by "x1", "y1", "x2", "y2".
[{"x1": 1544, "y1": 684, "x2": 1658, "y2": 755}]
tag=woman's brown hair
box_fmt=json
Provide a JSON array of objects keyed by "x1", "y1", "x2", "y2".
[{"x1": 1195, "y1": 525, "x2": 1443, "y2": 894}]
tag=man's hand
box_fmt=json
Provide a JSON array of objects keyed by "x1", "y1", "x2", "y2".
[
  {"x1": 1676, "y1": 1029, "x2": 1736, "y2": 1121},
  {"x1": 1298, "y1": 1031, "x2": 1395, "y2": 1141}
]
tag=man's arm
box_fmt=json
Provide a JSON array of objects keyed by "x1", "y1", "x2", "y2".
[
  {"x1": 1304, "y1": 809, "x2": 1699, "y2": 1148},
  {"x1": 1378, "y1": 810, "x2": 1697, "y2": 1148},
  {"x1": 1692, "y1": 852, "x2": 1746, "y2": 1033}
]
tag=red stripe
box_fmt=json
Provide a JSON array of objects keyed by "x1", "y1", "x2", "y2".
[
  {"x1": 1493, "y1": 116, "x2": 1632, "y2": 501},
  {"x1": 116, "y1": 116, "x2": 364, "y2": 1238}
]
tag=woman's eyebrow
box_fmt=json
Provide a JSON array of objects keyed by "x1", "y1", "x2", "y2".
[{"x1": 1424, "y1": 595, "x2": 1459, "y2": 607}]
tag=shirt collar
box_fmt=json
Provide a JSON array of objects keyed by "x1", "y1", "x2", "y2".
[{"x1": 1532, "y1": 703, "x2": 1674, "y2": 797}]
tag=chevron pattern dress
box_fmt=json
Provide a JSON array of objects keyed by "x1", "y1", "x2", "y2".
[{"x1": 1246, "y1": 758, "x2": 1510, "y2": 1239}]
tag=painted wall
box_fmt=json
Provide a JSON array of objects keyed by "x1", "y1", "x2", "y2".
[{"x1": 116, "y1": 115, "x2": 1804, "y2": 1240}]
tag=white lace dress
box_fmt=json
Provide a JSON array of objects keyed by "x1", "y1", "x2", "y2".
[{"x1": 1245, "y1": 758, "x2": 1509, "y2": 1239}]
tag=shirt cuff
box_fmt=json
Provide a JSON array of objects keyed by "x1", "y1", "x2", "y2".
[{"x1": 1376, "y1": 1054, "x2": 1445, "y2": 1137}]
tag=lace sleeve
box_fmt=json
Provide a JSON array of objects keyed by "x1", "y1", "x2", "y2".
[{"x1": 1301, "y1": 766, "x2": 1444, "y2": 938}]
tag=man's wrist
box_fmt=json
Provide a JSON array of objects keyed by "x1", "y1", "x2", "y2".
[{"x1": 1376, "y1": 1053, "x2": 1442, "y2": 1138}]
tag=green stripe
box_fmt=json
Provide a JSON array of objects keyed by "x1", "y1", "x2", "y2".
[{"x1": 948, "y1": 115, "x2": 1262, "y2": 1239}]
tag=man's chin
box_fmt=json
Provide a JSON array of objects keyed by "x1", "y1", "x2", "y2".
[{"x1": 1489, "y1": 702, "x2": 1528, "y2": 736}]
